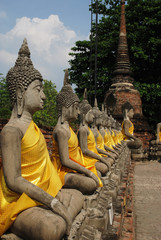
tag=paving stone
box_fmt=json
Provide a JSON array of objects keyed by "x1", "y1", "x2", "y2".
[{"x1": 134, "y1": 161, "x2": 161, "y2": 240}]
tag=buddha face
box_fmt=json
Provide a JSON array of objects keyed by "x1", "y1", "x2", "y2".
[
  {"x1": 112, "y1": 120, "x2": 116, "y2": 129},
  {"x1": 23, "y1": 80, "x2": 46, "y2": 115},
  {"x1": 65, "y1": 102, "x2": 80, "y2": 121},
  {"x1": 127, "y1": 108, "x2": 134, "y2": 119},
  {"x1": 85, "y1": 110, "x2": 94, "y2": 124},
  {"x1": 102, "y1": 118, "x2": 107, "y2": 127},
  {"x1": 95, "y1": 115, "x2": 103, "y2": 126},
  {"x1": 106, "y1": 118, "x2": 111, "y2": 128}
]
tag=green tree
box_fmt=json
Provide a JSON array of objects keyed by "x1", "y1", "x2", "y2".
[
  {"x1": 0, "y1": 74, "x2": 11, "y2": 119},
  {"x1": 69, "y1": 0, "x2": 161, "y2": 127},
  {"x1": 33, "y1": 80, "x2": 58, "y2": 127}
]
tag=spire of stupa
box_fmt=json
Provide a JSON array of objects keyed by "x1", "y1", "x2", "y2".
[{"x1": 111, "y1": 0, "x2": 134, "y2": 86}]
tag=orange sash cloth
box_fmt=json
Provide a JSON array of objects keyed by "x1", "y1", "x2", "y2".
[
  {"x1": 108, "y1": 129, "x2": 115, "y2": 147},
  {"x1": 111, "y1": 130, "x2": 117, "y2": 145},
  {"x1": 96, "y1": 130, "x2": 110, "y2": 158},
  {"x1": 96, "y1": 130, "x2": 106, "y2": 151},
  {"x1": 0, "y1": 121, "x2": 62, "y2": 236},
  {"x1": 113, "y1": 130, "x2": 121, "y2": 145},
  {"x1": 118, "y1": 131, "x2": 124, "y2": 142},
  {"x1": 159, "y1": 132, "x2": 161, "y2": 141},
  {"x1": 105, "y1": 129, "x2": 115, "y2": 149},
  {"x1": 52, "y1": 127, "x2": 102, "y2": 187},
  {"x1": 104, "y1": 130, "x2": 113, "y2": 149},
  {"x1": 121, "y1": 120, "x2": 134, "y2": 141}
]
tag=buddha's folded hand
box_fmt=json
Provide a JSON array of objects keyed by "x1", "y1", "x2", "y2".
[
  {"x1": 90, "y1": 172, "x2": 100, "y2": 187},
  {"x1": 50, "y1": 198, "x2": 72, "y2": 235}
]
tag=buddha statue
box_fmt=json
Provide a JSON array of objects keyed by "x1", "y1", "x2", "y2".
[
  {"x1": 0, "y1": 39, "x2": 84, "y2": 240},
  {"x1": 78, "y1": 89, "x2": 109, "y2": 177},
  {"x1": 52, "y1": 70, "x2": 101, "y2": 195},
  {"x1": 150, "y1": 123, "x2": 161, "y2": 161},
  {"x1": 114, "y1": 121, "x2": 124, "y2": 144},
  {"x1": 99, "y1": 105, "x2": 119, "y2": 158},
  {"x1": 104, "y1": 114, "x2": 115, "y2": 150},
  {"x1": 111, "y1": 118, "x2": 124, "y2": 149},
  {"x1": 104, "y1": 114, "x2": 122, "y2": 154},
  {"x1": 91, "y1": 99, "x2": 114, "y2": 166},
  {"x1": 156, "y1": 123, "x2": 161, "y2": 144},
  {"x1": 150, "y1": 123, "x2": 161, "y2": 146},
  {"x1": 121, "y1": 102, "x2": 142, "y2": 149}
]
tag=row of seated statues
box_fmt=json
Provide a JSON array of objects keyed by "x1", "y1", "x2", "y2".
[{"x1": 0, "y1": 39, "x2": 142, "y2": 240}]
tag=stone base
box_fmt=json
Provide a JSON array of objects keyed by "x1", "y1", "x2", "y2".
[{"x1": 149, "y1": 141, "x2": 161, "y2": 161}]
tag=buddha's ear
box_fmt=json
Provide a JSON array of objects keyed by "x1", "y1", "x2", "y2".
[
  {"x1": 82, "y1": 113, "x2": 85, "y2": 126},
  {"x1": 124, "y1": 109, "x2": 128, "y2": 119},
  {"x1": 16, "y1": 85, "x2": 25, "y2": 117},
  {"x1": 60, "y1": 106, "x2": 65, "y2": 124}
]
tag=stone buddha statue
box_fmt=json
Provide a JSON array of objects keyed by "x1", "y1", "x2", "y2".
[
  {"x1": 0, "y1": 39, "x2": 84, "y2": 240},
  {"x1": 78, "y1": 89, "x2": 109, "y2": 177},
  {"x1": 156, "y1": 123, "x2": 161, "y2": 144},
  {"x1": 111, "y1": 118, "x2": 123, "y2": 148},
  {"x1": 91, "y1": 99, "x2": 114, "y2": 166},
  {"x1": 103, "y1": 114, "x2": 122, "y2": 154},
  {"x1": 115, "y1": 121, "x2": 124, "y2": 144},
  {"x1": 104, "y1": 114, "x2": 116, "y2": 150},
  {"x1": 52, "y1": 70, "x2": 101, "y2": 195},
  {"x1": 150, "y1": 123, "x2": 161, "y2": 161},
  {"x1": 99, "y1": 104, "x2": 119, "y2": 158},
  {"x1": 121, "y1": 102, "x2": 142, "y2": 149}
]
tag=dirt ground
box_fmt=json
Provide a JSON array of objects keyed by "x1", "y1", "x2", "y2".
[{"x1": 134, "y1": 161, "x2": 161, "y2": 240}]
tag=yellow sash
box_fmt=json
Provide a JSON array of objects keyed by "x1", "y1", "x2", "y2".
[
  {"x1": 106, "y1": 129, "x2": 115, "y2": 149},
  {"x1": 104, "y1": 130, "x2": 113, "y2": 149},
  {"x1": 159, "y1": 132, "x2": 161, "y2": 141},
  {"x1": 0, "y1": 121, "x2": 62, "y2": 236},
  {"x1": 121, "y1": 120, "x2": 134, "y2": 141},
  {"x1": 52, "y1": 127, "x2": 102, "y2": 187},
  {"x1": 96, "y1": 130, "x2": 106, "y2": 151},
  {"x1": 118, "y1": 132, "x2": 124, "y2": 142},
  {"x1": 86, "y1": 127, "x2": 99, "y2": 155},
  {"x1": 113, "y1": 130, "x2": 121, "y2": 144},
  {"x1": 83, "y1": 128, "x2": 103, "y2": 187}
]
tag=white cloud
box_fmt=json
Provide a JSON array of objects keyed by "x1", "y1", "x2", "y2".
[
  {"x1": 0, "y1": 15, "x2": 88, "y2": 90},
  {"x1": 0, "y1": 11, "x2": 7, "y2": 19},
  {"x1": 0, "y1": 50, "x2": 16, "y2": 64}
]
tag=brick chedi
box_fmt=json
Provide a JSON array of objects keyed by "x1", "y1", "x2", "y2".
[{"x1": 104, "y1": 0, "x2": 153, "y2": 148}]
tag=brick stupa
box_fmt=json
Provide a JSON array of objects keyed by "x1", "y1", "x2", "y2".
[{"x1": 104, "y1": 0, "x2": 153, "y2": 148}]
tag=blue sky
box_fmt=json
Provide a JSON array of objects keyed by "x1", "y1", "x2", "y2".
[{"x1": 0, "y1": 0, "x2": 92, "y2": 90}]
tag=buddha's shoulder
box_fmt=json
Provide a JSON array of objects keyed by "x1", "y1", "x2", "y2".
[
  {"x1": 1, "y1": 122, "x2": 23, "y2": 139},
  {"x1": 54, "y1": 123, "x2": 70, "y2": 139},
  {"x1": 79, "y1": 125, "x2": 88, "y2": 133}
]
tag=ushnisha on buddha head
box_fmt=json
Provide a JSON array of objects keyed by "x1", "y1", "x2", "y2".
[
  {"x1": 6, "y1": 38, "x2": 45, "y2": 117},
  {"x1": 56, "y1": 69, "x2": 80, "y2": 123}
]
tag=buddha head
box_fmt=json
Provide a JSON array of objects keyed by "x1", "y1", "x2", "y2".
[
  {"x1": 106, "y1": 115, "x2": 114, "y2": 129},
  {"x1": 79, "y1": 89, "x2": 94, "y2": 125},
  {"x1": 6, "y1": 38, "x2": 45, "y2": 117},
  {"x1": 104, "y1": 107, "x2": 111, "y2": 128},
  {"x1": 56, "y1": 69, "x2": 80, "y2": 123},
  {"x1": 122, "y1": 102, "x2": 134, "y2": 120},
  {"x1": 101, "y1": 104, "x2": 110, "y2": 127},
  {"x1": 115, "y1": 121, "x2": 122, "y2": 131},
  {"x1": 92, "y1": 98, "x2": 103, "y2": 126}
]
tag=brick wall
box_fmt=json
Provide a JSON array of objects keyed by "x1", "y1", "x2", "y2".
[
  {"x1": 105, "y1": 88, "x2": 154, "y2": 149},
  {"x1": 114, "y1": 89, "x2": 143, "y2": 116}
]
